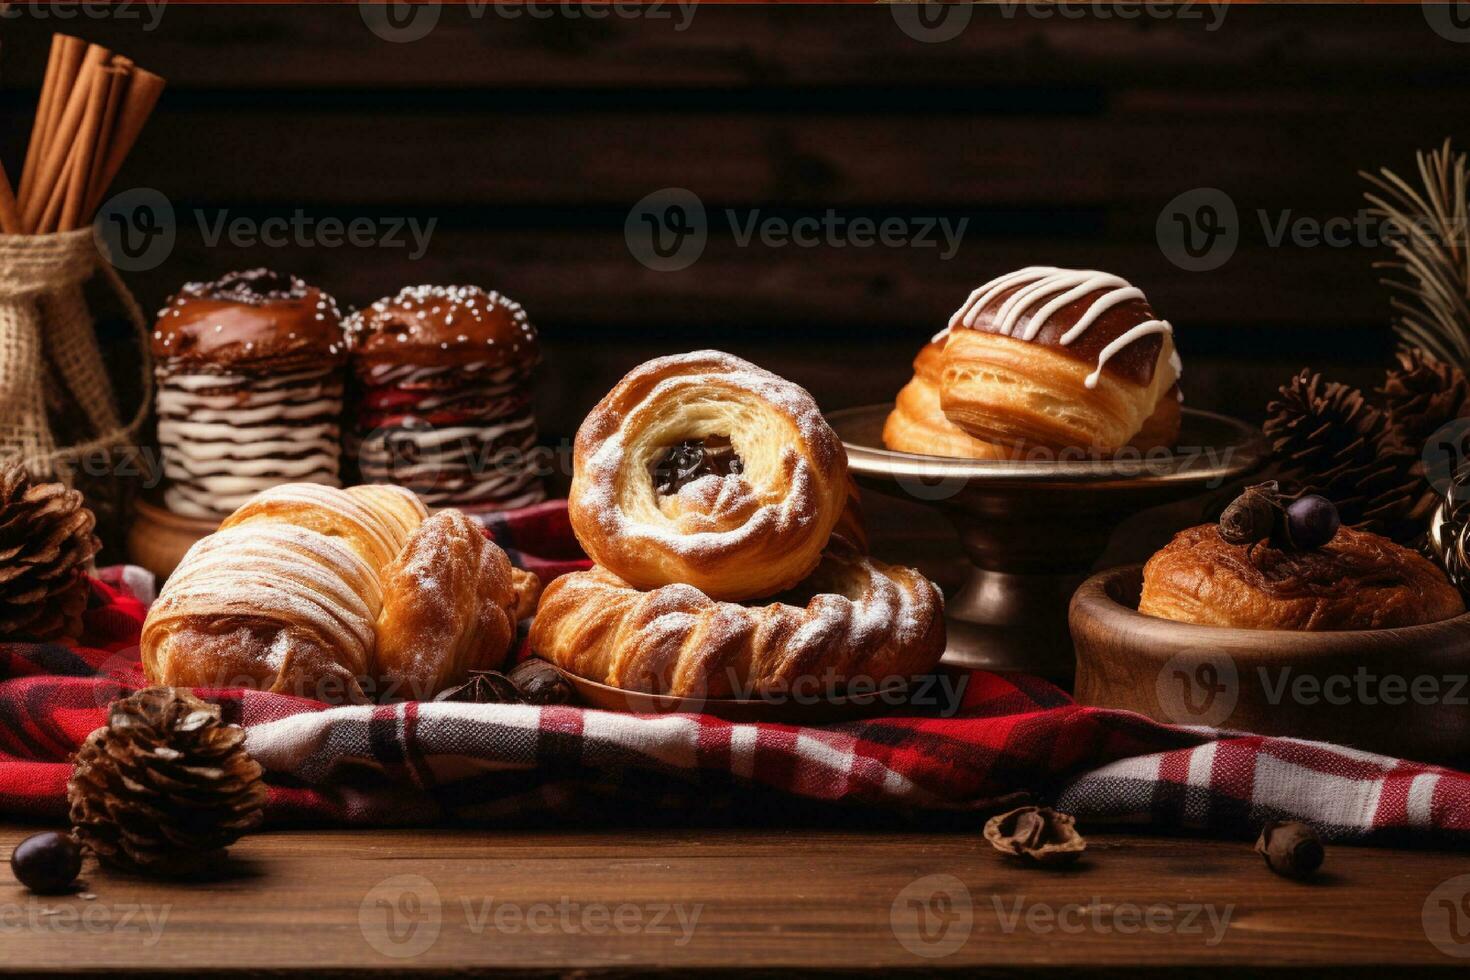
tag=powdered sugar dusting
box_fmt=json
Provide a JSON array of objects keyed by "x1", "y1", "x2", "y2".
[{"x1": 571, "y1": 351, "x2": 846, "y2": 596}]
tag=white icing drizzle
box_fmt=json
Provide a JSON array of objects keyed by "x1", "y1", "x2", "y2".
[{"x1": 940, "y1": 266, "x2": 1178, "y2": 390}]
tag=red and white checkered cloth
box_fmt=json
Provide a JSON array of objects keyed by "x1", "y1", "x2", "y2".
[{"x1": 1, "y1": 501, "x2": 1467, "y2": 845}]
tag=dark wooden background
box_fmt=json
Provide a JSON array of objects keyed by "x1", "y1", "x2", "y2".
[{"x1": 2, "y1": 4, "x2": 1466, "y2": 454}]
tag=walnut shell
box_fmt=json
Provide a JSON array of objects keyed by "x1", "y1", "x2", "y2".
[{"x1": 983, "y1": 806, "x2": 1087, "y2": 865}]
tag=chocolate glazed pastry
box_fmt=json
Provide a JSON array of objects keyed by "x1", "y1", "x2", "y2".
[
  {"x1": 151, "y1": 269, "x2": 347, "y2": 519},
  {"x1": 347, "y1": 285, "x2": 545, "y2": 511},
  {"x1": 938, "y1": 267, "x2": 1183, "y2": 453}
]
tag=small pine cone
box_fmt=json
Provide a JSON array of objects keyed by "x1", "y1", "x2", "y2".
[
  {"x1": 1264, "y1": 370, "x2": 1422, "y2": 541},
  {"x1": 68, "y1": 688, "x2": 267, "y2": 876},
  {"x1": 0, "y1": 460, "x2": 102, "y2": 641},
  {"x1": 1379, "y1": 348, "x2": 1470, "y2": 451},
  {"x1": 1379, "y1": 348, "x2": 1470, "y2": 528}
]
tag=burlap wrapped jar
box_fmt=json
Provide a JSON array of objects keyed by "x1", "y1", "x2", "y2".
[{"x1": 0, "y1": 228, "x2": 152, "y2": 554}]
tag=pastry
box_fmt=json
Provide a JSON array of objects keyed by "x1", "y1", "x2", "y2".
[
  {"x1": 141, "y1": 482, "x2": 539, "y2": 702},
  {"x1": 883, "y1": 341, "x2": 1012, "y2": 459},
  {"x1": 567, "y1": 350, "x2": 849, "y2": 601},
  {"x1": 151, "y1": 269, "x2": 346, "y2": 518},
  {"x1": 347, "y1": 285, "x2": 544, "y2": 511},
  {"x1": 1139, "y1": 524, "x2": 1465, "y2": 630},
  {"x1": 375, "y1": 509, "x2": 540, "y2": 699},
  {"x1": 530, "y1": 538, "x2": 946, "y2": 698},
  {"x1": 939, "y1": 267, "x2": 1183, "y2": 453}
]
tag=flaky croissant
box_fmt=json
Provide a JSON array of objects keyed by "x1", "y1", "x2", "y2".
[
  {"x1": 568, "y1": 350, "x2": 849, "y2": 601},
  {"x1": 141, "y1": 483, "x2": 539, "y2": 702}
]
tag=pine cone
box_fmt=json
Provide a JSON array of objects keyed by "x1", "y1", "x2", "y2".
[
  {"x1": 1263, "y1": 370, "x2": 1421, "y2": 541},
  {"x1": 68, "y1": 688, "x2": 267, "y2": 876},
  {"x1": 0, "y1": 460, "x2": 101, "y2": 641},
  {"x1": 1379, "y1": 348, "x2": 1470, "y2": 532},
  {"x1": 1380, "y1": 348, "x2": 1470, "y2": 451}
]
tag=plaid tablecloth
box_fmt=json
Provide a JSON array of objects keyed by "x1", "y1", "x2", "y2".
[{"x1": 1, "y1": 501, "x2": 1466, "y2": 845}]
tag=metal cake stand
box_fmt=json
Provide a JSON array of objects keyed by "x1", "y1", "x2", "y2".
[{"x1": 826, "y1": 405, "x2": 1265, "y2": 679}]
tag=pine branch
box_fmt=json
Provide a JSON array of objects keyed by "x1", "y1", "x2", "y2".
[{"x1": 1360, "y1": 138, "x2": 1470, "y2": 374}]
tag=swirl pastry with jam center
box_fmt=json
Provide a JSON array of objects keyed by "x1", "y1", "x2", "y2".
[
  {"x1": 530, "y1": 538, "x2": 945, "y2": 698},
  {"x1": 568, "y1": 351, "x2": 848, "y2": 601},
  {"x1": 940, "y1": 267, "x2": 1182, "y2": 452}
]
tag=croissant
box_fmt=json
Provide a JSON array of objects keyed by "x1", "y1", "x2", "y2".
[
  {"x1": 141, "y1": 483, "x2": 538, "y2": 702},
  {"x1": 375, "y1": 509, "x2": 541, "y2": 699},
  {"x1": 530, "y1": 538, "x2": 946, "y2": 698},
  {"x1": 939, "y1": 267, "x2": 1182, "y2": 453},
  {"x1": 883, "y1": 341, "x2": 1012, "y2": 459},
  {"x1": 567, "y1": 350, "x2": 849, "y2": 601}
]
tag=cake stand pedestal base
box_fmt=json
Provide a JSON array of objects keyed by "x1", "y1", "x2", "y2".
[{"x1": 827, "y1": 405, "x2": 1265, "y2": 682}]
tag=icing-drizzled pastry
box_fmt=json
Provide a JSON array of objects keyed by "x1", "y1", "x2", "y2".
[
  {"x1": 347, "y1": 285, "x2": 544, "y2": 511},
  {"x1": 531, "y1": 537, "x2": 946, "y2": 697},
  {"x1": 1140, "y1": 524, "x2": 1464, "y2": 630},
  {"x1": 567, "y1": 350, "x2": 849, "y2": 602},
  {"x1": 151, "y1": 269, "x2": 346, "y2": 518},
  {"x1": 938, "y1": 267, "x2": 1183, "y2": 452},
  {"x1": 141, "y1": 482, "x2": 540, "y2": 702},
  {"x1": 883, "y1": 341, "x2": 1012, "y2": 459}
]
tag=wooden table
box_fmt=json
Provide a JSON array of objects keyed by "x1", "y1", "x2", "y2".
[{"x1": 2, "y1": 824, "x2": 1467, "y2": 974}]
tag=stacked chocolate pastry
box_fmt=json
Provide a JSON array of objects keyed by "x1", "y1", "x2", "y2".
[
  {"x1": 347, "y1": 285, "x2": 544, "y2": 510},
  {"x1": 152, "y1": 270, "x2": 347, "y2": 519}
]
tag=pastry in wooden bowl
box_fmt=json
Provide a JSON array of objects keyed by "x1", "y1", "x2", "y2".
[
  {"x1": 1072, "y1": 490, "x2": 1470, "y2": 764},
  {"x1": 1139, "y1": 523, "x2": 1464, "y2": 631}
]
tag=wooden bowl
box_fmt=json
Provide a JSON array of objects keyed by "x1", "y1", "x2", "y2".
[
  {"x1": 126, "y1": 496, "x2": 219, "y2": 584},
  {"x1": 1070, "y1": 564, "x2": 1470, "y2": 766}
]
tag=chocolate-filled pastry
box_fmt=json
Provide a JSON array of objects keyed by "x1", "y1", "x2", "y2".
[
  {"x1": 531, "y1": 538, "x2": 945, "y2": 698},
  {"x1": 567, "y1": 350, "x2": 849, "y2": 602},
  {"x1": 348, "y1": 285, "x2": 544, "y2": 511},
  {"x1": 940, "y1": 267, "x2": 1182, "y2": 453},
  {"x1": 151, "y1": 269, "x2": 346, "y2": 518},
  {"x1": 1139, "y1": 524, "x2": 1465, "y2": 630}
]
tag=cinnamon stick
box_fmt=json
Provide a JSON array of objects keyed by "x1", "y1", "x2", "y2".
[
  {"x1": 0, "y1": 162, "x2": 21, "y2": 235},
  {"x1": 18, "y1": 34, "x2": 85, "y2": 210},
  {"x1": 22, "y1": 43, "x2": 109, "y2": 232},
  {"x1": 86, "y1": 66, "x2": 165, "y2": 216},
  {"x1": 57, "y1": 62, "x2": 126, "y2": 233}
]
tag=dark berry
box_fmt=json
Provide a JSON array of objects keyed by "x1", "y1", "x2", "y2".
[
  {"x1": 10, "y1": 832, "x2": 82, "y2": 894},
  {"x1": 1285, "y1": 495, "x2": 1340, "y2": 551},
  {"x1": 508, "y1": 659, "x2": 576, "y2": 706}
]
